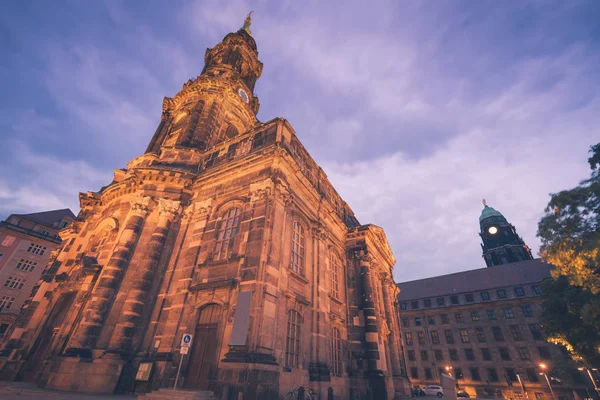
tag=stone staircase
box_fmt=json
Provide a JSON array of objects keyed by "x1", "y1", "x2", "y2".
[{"x1": 138, "y1": 389, "x2": 217, "y2": 400}]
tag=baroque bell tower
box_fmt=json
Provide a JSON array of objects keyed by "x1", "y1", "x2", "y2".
[{"x1": 479, "y1": 200, "x2": 534, "y2": 267}]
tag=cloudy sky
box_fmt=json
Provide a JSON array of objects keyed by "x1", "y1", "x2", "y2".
[{"x1": 1, "y1": 0, "x2": 598, "y2": 282}]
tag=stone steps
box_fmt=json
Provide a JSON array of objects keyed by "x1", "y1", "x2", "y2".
[{"x1": 138, "y1": 388, "x2": 217, "y2": 400}]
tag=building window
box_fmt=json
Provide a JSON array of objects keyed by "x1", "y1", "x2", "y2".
[
  {"x1": 497, "y1": 289, "x2": 507, "y2": 299},
  {"x1": 434, "y1": 349, "x2": 443, "y2": 361},
  {"x1": 499, "y1": 347, "x2": 511, "y2": 360},
  {"x1": 504, "y1": 308, "x2": 514, "y2": 319},
  {"x1": 430, "y1": 330, "x2": 440, "y2": 344},
  {"x1": 444, "y1": 329, "x2": 454, "y2": 344},
  {"x1": 475, "y1": 327, "x2": 486, "y2": 342},
  {"x1": 538, "y1": 346, "x2": 551, "y2": 360},
  {"x1": 488, "y1": 368, "x2": 499, "y2": 382},
  {"x1": 436, "y1": 297, "x2": 445, "y2": 306},
  {"x1": 411, "y1": 367, "x2": 419, "y2": 379},
  {"x1": 465, "y1": 293, "x2": 474, "y2": 303},
  {"x1": 510, "y1": 325, "x2": 523, "y2": 341},
  {"x1": 411, "y1": 301, "x2": 419, "y2": 309},
  {"x1": 480, "y1": 291, "x2": 490, "y2": 301},
  {"x1": 455, "y1": 312, "x2": 463, "y2": 323},
  {"x1": 0, "y1": 253, "x2": 3, "y2": 261},
  {"x1": 0, "y1": 323, "x2": 8, "y2": 336},
  {"x1": 424, "y1": 299, "x2": 431, "y2": 308},
  {"x1": 522, "y1": 306, "x2": 533, "y2": 317},
  {"x1": 517, "y1": 347, "x2": 531, "y2": 360},
  {"x1": 481, "y1": 348, "x2": 492, "y2": 360},
  {"x1": 449, "y1": 349, "x2": 458, "y2": 361},
  {"x1": 407, "y1": 350, "x2": 415, "y2": 361},
  {"x1": 471, "y1": 312, "x2": 480, "y2": 321},
  {"x1": 455, "y1": 368, "x2": 464, "y2": 380},
  {"x1": 418, "y1": 331, "x2": 426, "y2": 345},
  {"x1": 331, "y1": 327, "x2": 342, "y2": 375},
  {"x1": 425, "y1": 368, "x2": 433, "y2": 380},
  {"x1": 405, "y1": 333, "x2": 413, "y2": 345},
  {"x1": 0, "y1": 296, "x2": 16, "y2": 312},
  {"x1": 428, "y1": 316, "x2": 436, "y2": 325},
  {"x1": 15, "y1": 259, "x2": 37, "y2": 272},
  {"x1": 529, "y1": 324, "x2": 543, "y2": 340},
  {"x1": 526, "y1": 368, "x2": 539, "y2": 382},
  {"x1": 290, "y1": 221, "x2": 305, "y2": 275},
  {"x1": 506, "y1": 368, "x2": 517, "y2": 382},
  {"x1": 401, "y1": 317, "x2": 409, "y2": 327},
  {"x1": 420, "y1": 350, "x2": 428, "y2": 361},
  {"x1": 532, "y1": 285, "x2": 542, "y2": 295},
  {"x1": 400, "y1": 302, "x2": 407, "y2": 310},
  {"x1": 514, "y1": 287, "x2": 525, "y2": 297},
  {"x1": 464, "y1": 348, "x2": 475, "y2": 360},
  {"x1": 459, "y1": 329, "x2": 470, "y2": 343},
  {"x1": 441, "y1": 314, "x2": 449, "y2": 324},
  {"x1": 26, "y1": 243, "x2": 47, "y2": 255},
  {"x1": 285, "y1": 310, "x2": 302, "y2": 368},
  {"x1": 415, "y1": 317, "x2": 422, "y2": 326},
  {"x1": 470, "y1": 368, "x2": 481, "y2": 381},
  {"x1": 3, "y1": 276, "x2": 26, "y2": 290},
  {"x1": 330, "y1": 255, "x2": 340, "y2": 300},
  {"x1": 492, "y1": 326, "x2": 504, "y2": 342},
  {"x1": 487, "y1": 310, "x2": 496, "y2": 320},
  {"x1": 451, "y1": 295, "x2": 459, "y2": 305},
  {"x1": 1, "y1": 236, "x2": 16, "y2": 247},
  {"x1": 214, "y1": 208, "x2": 241, "y2": 261}
]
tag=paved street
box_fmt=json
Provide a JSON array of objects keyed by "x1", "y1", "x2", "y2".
[{"x1": 0, "y1": 381, "x2": 135, "y2": 399}]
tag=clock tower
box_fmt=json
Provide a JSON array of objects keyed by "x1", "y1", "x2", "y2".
[{"x1": 479, "y1": 200, "x2": 533, "y2": 267}]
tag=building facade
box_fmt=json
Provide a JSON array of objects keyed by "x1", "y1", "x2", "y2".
[
  {"x1": 397, "y1": 204, "x2": 591, "y2": 399},
  {"x1": 0, "y1": 17, "x2": 409, "y2": 400},
  {"x1": 0, "y1": 210, "x2": 74, "y2": 338}
]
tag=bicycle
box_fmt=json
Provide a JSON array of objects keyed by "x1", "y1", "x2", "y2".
[{"x1": 284, "y1": 386, "x2": 314, "y2": 400}]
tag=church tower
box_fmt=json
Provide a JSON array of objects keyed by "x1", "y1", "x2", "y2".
[
  {"x1": 479, "y1": 200, "x2": 533, "y2": 267},
  {"x1": 0, "y1": 14, "x2": 410, "y2": 400}
]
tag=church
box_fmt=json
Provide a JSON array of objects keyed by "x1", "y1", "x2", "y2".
[{"x1": 0, "y1": 15, "x2": 410, "y2": 400}]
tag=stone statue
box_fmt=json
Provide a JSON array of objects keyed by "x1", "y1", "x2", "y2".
[{"x1": 241, "y1": 11, "x2": 254, "y2": 35}]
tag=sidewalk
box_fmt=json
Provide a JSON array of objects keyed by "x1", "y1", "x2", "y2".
[{"x1": 0, "y1": 381, "x2": 136, "y2": 399}]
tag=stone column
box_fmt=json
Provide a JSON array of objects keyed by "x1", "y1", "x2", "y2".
[
  {"x1": 359, "y1": 252, "x2": 380, "y2": 373},
  {"x1": 381, "y1": 275, "x2": 403, "y2": 377},
  {"x1": 68, "y1": 195, "x2": 151, "y2": 351},
  {"x1": 108, "y1": 199, "x2": 181, "y2": 352}
]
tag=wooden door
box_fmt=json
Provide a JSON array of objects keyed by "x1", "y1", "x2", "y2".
[{"x1": 184, "y1": 304, "x2": 222, "y2": 390}]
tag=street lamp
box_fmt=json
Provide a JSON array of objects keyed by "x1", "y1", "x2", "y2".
[
  {"x1": 577, "y1": 367, "x2": 600, "y2": 395},
  {"x1": 445, "y1": 365, "x2": 453, "y2": 377},
  {"x1": 539, "y1": 363, "x2": 556, "y2": 400}
]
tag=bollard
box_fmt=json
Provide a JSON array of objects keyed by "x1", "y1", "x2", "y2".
[
  {"x1": 328, "y1": 386, "x2": 334, "y2": 400},
  {"x1": 298, "y1": 386, "x2": 305, "y2": 400}
]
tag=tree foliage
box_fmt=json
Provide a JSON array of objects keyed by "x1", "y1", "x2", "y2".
[{"x1": 538, "y1": 143, "x2": 600, "y2": 368}]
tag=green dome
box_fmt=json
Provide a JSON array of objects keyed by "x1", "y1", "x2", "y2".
[{"x1": 479, "y1": 205, "x2": 504, "y2": 222}]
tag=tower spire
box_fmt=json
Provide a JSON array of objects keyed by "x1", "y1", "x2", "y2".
[
  {"x1": 482, "y1": 198, "x2": 487, "y2": 207},
  {"x1": 241, "y1": 11, "x2": 254, "y2": 35}
]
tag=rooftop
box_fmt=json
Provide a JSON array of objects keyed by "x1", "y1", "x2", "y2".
[
  {"x1": 13, "y1": 208, "x2": 75, "y2": 228},
  {"x1": 397, "y1": 259, "x2": 552, "y2": 301}
]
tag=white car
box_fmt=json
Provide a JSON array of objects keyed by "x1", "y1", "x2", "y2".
[{"x1": 423, "y1": 385, "x2": 444, "y2": 397}]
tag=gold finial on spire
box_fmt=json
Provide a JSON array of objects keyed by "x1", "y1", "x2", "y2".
[
  {"x1": 241, "y1": 11, "x2": 254, "y2": 35},
  {"x1": 482, "y1": 198, "x2": 487, "y2": 207}
]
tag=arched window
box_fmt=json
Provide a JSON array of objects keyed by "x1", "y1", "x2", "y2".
[
  {"x1": 214, "y1": 208, "x2": 241, "y2": 261},
  {"x1": 331, "y1": 254, "x2": 340, "y2": 300},
  {"x1": 290, "y1": 221, "x2": 305, "y2": 275},
  {"x1": 331, "y1": 327, "x2": 343, "y2": 376},
  {"x1": 285, "y1": 310, "x2": 302, "y2": 368}
]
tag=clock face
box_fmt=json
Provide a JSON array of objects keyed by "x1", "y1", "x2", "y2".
[
  {"x1": 238, "y1": 88, "x2": 249, "y2": 103},
  {"x1": 488, "y1": 226, "x2": 498, "y2": 235}
]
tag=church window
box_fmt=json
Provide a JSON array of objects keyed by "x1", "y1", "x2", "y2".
[
  {"x1": 225, "y1": 125, "x2": 238, "y2": 139},
  {"x1": 290, "y1": 221, "x2": 305, "y2": 275},
  {"x1": 331, "y1": 327, "x2": 342, "y2": 376},
  {"x1": 514, "y1": 287, "x2": 525, "y2": 297},
  {"x1": 214, "y1": 208, "x2": 241, "y2": 261},
  {"x1": 330, "y1": 254, "x2": 340, "y2": 300},
  {"x1": 285, "y1": 310, "x2": 302, "y2": 368},
  {"x1": 251, "y1": 131, "x2": 266, "y2": 150},
  {"x1": 204, "y1": 152, "x2": 219, "y2": 168}
]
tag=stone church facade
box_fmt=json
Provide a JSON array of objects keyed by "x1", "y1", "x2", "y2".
[{"x1": 0, "y1": 19, "x2": 410, "y2": 400}]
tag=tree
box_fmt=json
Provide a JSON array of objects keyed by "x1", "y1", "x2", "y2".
[{"x1": 538, "y1": 143, "x2": 600, "y2": 367}]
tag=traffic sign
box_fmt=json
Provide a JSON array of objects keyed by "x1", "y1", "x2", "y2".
[
  {"x1": 180, "y1": 347, "x2": 189, "y2": 354},
  {"x1": 181, "y1": 333, "x2": 193, "y2": 348}
]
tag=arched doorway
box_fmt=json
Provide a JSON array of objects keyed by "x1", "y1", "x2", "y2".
[{"x1": 184, "y1": 303, "x2": 223, "y2": 390}]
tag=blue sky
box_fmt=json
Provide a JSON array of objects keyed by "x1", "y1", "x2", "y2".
[{"x1": 1, "y1": 0, "x2": 599, "y2": 281}]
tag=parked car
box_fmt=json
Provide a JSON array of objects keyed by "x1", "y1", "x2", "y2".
[
  {"x1": 423, "y1": 385, "x2": 444, "y2": 397},
  {"x1": 457, "y1": 390, "x2": 470, "y2": 398}
]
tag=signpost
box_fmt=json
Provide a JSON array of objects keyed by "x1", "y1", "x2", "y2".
[{"x1": 174, "y1": 333, "x2": 193, "y2": 389}]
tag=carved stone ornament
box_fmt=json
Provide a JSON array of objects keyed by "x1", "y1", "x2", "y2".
[
  {"x1": 194, "y1": 198, "x2": 213, "y2": 218},
  {"x1": 275, "y1": 182, "x2": 293, "y2": 206},
  {"x1": 249, "y1": 179, "x2": 273, "y2": 202},
  {"x1": 130, "y1": 195, "x2": 152, "y2": 215},
  {"x1": 355, "y1": 250, "x2": 373, "y2": 264},
  {"x1": 158, "y1": 199, "x2": 181, "y2": 219}
]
